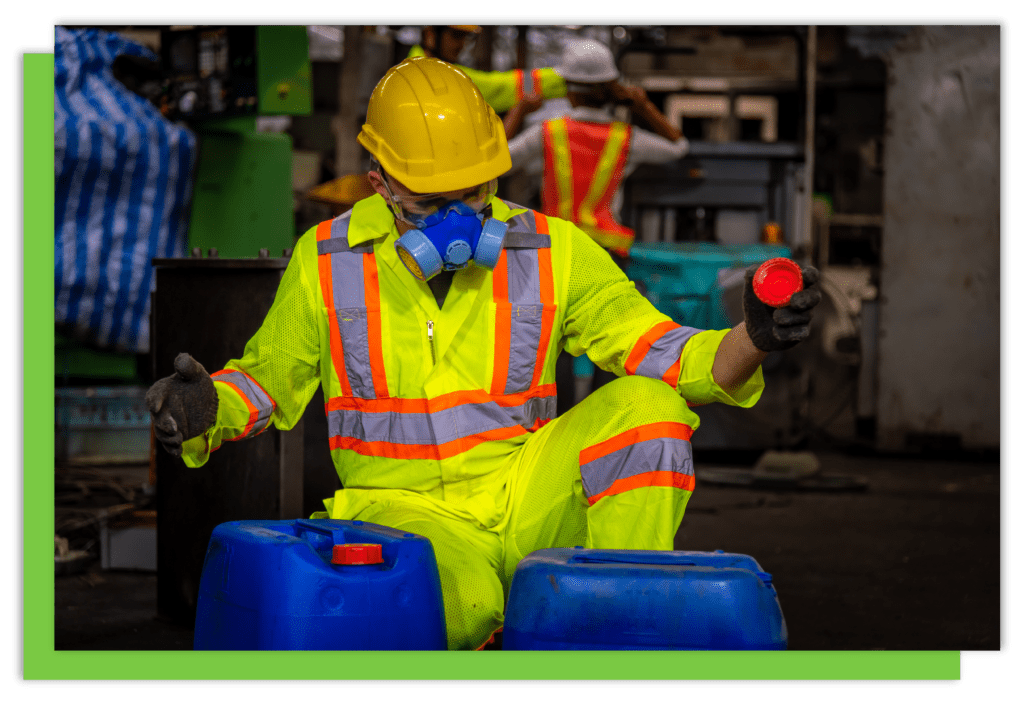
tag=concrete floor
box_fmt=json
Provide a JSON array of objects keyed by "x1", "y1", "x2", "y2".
[{"x1": 53, "y1": 449, "x2": 999, "y2": 651}]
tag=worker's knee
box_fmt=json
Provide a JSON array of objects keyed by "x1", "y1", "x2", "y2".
[{"x1": 590, "y1": 375, "x2": 689, "y2": 423}]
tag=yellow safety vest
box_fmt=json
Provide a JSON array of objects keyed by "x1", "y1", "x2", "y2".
[{"x1": 182, "y1": 196, "x2": 764, "y2": 527}]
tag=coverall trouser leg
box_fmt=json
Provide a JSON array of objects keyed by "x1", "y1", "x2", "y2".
[
  {"x1": 332, "y1": 496, "x2": 506, "y2": 652},
  {"x1": 500, "y1": 375, "x2": 695, "y2": 587}
]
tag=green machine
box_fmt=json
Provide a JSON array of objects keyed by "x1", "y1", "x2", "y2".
[{"x1": 170, "y1": 25, "x2": 313, "y2": 259}]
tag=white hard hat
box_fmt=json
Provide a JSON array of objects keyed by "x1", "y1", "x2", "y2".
[{"x1": 557, "y1": 39, "x2": 620, "y2": 84}]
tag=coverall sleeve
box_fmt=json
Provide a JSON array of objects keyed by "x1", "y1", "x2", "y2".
[
  {"x1": 559, "y1": 224, "x2": 762, "y2": 408},
  {"x1": 628, "y1": 128, "x2": 689, "y2": 167},
  {"x1": 459, "y1": 65, "x2": 567, "y2": 114},
  {"x1": 406, "y1": 45, "x2": 567, "y2": 113},
  {"x1": 180, "y1": 231, "x2": 323, "y2": 467}
]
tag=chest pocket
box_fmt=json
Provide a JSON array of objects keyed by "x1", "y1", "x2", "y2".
[{"x1": 491, "y1": 212, "x2": 558, "y2": 396}]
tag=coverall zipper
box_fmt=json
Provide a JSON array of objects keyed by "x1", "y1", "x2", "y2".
[{"x1": 427, "y1": 320, "x2": 436, "y2": 365}]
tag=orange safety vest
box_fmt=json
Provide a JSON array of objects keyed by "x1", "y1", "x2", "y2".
[{"x1": 541, "y1": 117, "x2": 634, "y2": 256}]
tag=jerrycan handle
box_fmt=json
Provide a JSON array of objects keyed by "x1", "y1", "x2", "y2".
[
  {"x1": 294, "y1": 518, "x2": 380, "y2": 546},
  {"x1": 569, "y1": 551, "x2": 698, "y2": 567}
]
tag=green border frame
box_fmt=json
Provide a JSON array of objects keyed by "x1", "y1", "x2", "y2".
[{"x1": 25, "y1": 49, "x2": 959, "y2": 681}]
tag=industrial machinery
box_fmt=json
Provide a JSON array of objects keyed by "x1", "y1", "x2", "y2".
[{"x1": 126, "y1": 25, "x2": 313, "y2": 259}]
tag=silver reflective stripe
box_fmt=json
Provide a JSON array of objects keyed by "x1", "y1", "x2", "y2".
[
  {"x1": 506, "y1": 247, "x2": 541, "y2": 302},
  {"x1": 506, "y1": 304, "x2": 544, "y2": 393},
  {"x1": 317, "y1": 238, "x2": 373, "y2": 256},
  {"x1": 580, "y1": 436, "x2": 695, "y2": 500},
  {"x1": 322, "y1": 214, "x2": 377, "y2": 399},
  {"x1": 327, "y1": 395, "x2": 556, "y2": 446},
  {"x1": 510, "y1": 394, "x2": 557, "y2": 429},
  {"x1": 634, "y1": 325, "x2": 703, "y2": 381},
  {"x1": 214, "y1": 370, "x2": 275, "y2": 436},
  {"x1": 504, "y1": 245, "x2": 544, "y2": 395},
  {"x1": 504, "y1": 232, "x2": 551, "y2": 249}
]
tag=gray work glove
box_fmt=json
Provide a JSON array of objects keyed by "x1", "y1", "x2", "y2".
[
  {"x1": 742, "y1": 264, "x2": 822, "y2": 352},
  {"x1": 145, "y1": 352, "x2": 219, "y2": 457}
]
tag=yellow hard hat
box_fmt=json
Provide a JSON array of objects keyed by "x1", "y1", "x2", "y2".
[{"x1": 357, "y1": 57, "x2": 511, "y2": 193}]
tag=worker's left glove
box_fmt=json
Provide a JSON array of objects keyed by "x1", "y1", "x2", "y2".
[
  {"x1": 742, "y1": 264, "x2": 822, "y2": 352},
  {"x1": 145, "y1": 352, "x2": 219, "y2": 457}
]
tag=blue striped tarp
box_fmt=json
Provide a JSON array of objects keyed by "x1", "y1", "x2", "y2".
[{"x1": 55, "y1": 26, "x2": 197, "y2": 354}]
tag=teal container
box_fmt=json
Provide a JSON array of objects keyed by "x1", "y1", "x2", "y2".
[{"x1": 627, "y1": 242, "x2": 792, "y2": 329}]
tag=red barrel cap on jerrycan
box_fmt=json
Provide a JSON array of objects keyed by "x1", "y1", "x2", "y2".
[
  {"x1": 752, "y1": 258, "x2": 803, "y2": 307},
  {"x1": 332, "y1": 543, "x2": 384, "y2": 565}
]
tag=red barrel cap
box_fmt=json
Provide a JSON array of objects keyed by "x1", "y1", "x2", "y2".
[
  {"x1": 332, "y1": 543, "x2": 383, "y2": 565},
  {"x1": 753, "y1": 258, "x2": 803, "y2": 307}
]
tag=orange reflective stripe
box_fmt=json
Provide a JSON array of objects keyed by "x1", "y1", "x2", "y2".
[
  {"x1": 491, "y1": 249, "x2": 511, "y2": 395},
  {"x1": 661, "y1": 358, "x2": 681, "y2": 388},
  {"x1": 624, "y1": 320, "x2": 680, "y2": 376},
  {"x1": 531, "y1": 69, "x2": 544, "y2": 96},
  {"x1": 530, "y1": 225, "x2": 556, "y2": 388},
  {"x1": 362, "y1": 252, "x2": 389, "y2": 399},
  {"x1": 514, "y1": 69, "x2": 525, "y2": 102},
  {"x1": 587, "y1": 470, "x2": 695, "y2": 506},
  {"x1": 317, "y1": 220, "x2": 353, "y2": 397},
  {"x1": 213, "y1": 378, "x2": 260, "y2": 441},
  {"x1": 330, "y1": 424, "x2": 526, "y2": 460},
  {"x1": 580, "y1": 421, "x2": 694, "y2": 466}
]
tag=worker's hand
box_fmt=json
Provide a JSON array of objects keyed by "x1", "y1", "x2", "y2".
[
  {"x1": 610, "y1": 81, "x2": 648, "y2": 107},
  {"x1": 145, "y1": 352, "x2": 219, "y2": 457},
  {"x1": 519, "y1": 92, "x2": 544, "y2": 114},
  {"x1": 742, "y1": 264, "x2": 822, "y2": 352}
]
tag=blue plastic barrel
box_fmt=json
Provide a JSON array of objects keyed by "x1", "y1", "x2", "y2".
[
  {"x1": 193, "y1": 518, "x2": 447, "y2": 650},
  {"x1": 503, "y1": 548, "x2": 787, "y2": 650}
]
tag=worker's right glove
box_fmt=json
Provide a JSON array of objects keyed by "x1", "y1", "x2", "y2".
[
  {"x1": 145, "y1": 352, "x2": 219, "y2": 457},
  {"x1": 742, "y1": 264, "x2": 822, "y2": 352}
]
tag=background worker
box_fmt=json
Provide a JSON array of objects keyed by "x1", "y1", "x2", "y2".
[
  {"x1": 506, "y1": 39, "x2": 691, "y2": 410},
  {"x1": 146, "y1": 57, "x2": 821, "y2": 651},
  {"x1": 506, "y1": 38, "x2": 689, "y2": 259},
  {"x1": 409, "y1": 25, "x2": 567, "y2": 115}
]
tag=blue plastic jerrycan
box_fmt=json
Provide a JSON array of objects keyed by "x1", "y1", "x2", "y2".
[
  {"x1": 503, "y1": 548, "x2": 787, "y2": 650},
  {"x1": 193, "y1": 518, "x2": 447, "y2": 650}
]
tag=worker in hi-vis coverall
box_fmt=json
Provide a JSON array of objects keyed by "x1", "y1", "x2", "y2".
[{"x1": 146, "y1": 57, "x2": 821, "y2": 650}]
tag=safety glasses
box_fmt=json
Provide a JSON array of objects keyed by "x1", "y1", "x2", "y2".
[{"x1": 379, "y1": 169, "x2": 497, "y2": 226}]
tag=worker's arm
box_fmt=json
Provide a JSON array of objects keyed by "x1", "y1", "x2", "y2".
[
  {"x1": 612, "y1": 82, "x2": 682, "y2": 142},
  {"x1": 459, "y1": 64, "x2": 567, "y2": 114},
  {"x1": 177, "y1": 230, "x2": 324, "y2": 467},
  {"x1": 711, "y1": 323, "x2": 768, "y2": 396},
  {"x1": 559, "y1": 225, "x2": 764, "y2": 408},
  {"x1": 503, "y1": 92, "x2": 544, "y2": 139}
]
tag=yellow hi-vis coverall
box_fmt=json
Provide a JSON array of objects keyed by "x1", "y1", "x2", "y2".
[
  {"x1": 181, "y1": 195, "x2": 764, "y2": 650},
  {"x1": 407, "y1": 45, "x2": 567, "y2": 113}
]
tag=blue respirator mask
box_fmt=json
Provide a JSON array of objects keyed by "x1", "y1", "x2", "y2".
[{"x1": 380, "y1": 173, "x2": 508, "y2": 281}]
